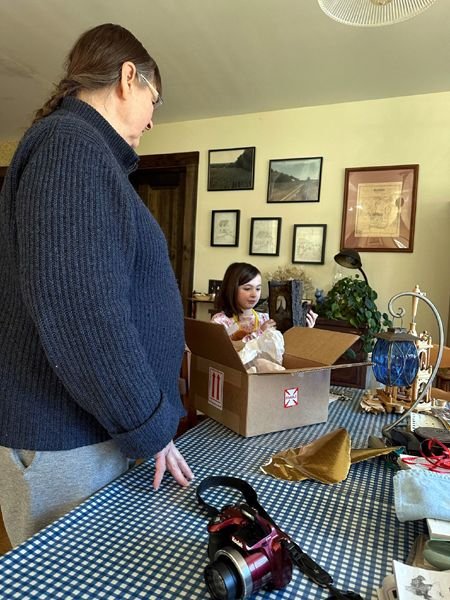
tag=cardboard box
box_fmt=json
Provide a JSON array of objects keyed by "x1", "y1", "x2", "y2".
[{"x1": 184, "y1": 318, "x2": 361, "y2": 437}]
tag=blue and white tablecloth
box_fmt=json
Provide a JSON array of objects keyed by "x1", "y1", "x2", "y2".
[{"x1": 0, "y1": 388, "x2": 423, "y2": 599}]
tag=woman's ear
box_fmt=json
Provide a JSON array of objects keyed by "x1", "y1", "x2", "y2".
[{"x1": 119, "y1": 61, "x2": 138, "y2": 98}]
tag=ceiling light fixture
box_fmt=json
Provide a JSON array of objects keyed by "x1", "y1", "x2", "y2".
[{"x1": 318, "y1": 0, "x2": 437, "y2": 27}]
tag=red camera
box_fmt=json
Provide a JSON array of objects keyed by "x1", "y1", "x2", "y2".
[{"x1": 204, "y1": 503, "x2": 292, "y2": 599}]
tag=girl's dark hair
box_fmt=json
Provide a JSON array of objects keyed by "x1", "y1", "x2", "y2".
[
  {"x1": 216, "y1": 262, "x2": 261, "y2": 317},
  {"x1": 33, "y1": 23, "x2": 161, "y2": 123}
]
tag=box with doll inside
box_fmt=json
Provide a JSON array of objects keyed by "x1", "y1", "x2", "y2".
[{"x1": 185, "y1": 317, "x2": 364, "y2": 437}]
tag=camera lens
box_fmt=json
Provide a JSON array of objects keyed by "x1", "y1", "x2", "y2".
[{"x1": 205, "y1": 558, "x2": 242, "y2": 600}]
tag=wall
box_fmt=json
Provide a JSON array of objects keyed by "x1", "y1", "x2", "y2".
[
  {"x1": 0, "y1": 141, "x2": 17, "y2": 166},
  {"x1": 1, "y1": 92, "x2": 449, "y2": 338},
  {"x1": 138, "y1": 91, "x2": 450, "y2": 339}
]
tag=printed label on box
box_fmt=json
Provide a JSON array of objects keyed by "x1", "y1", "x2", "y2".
[
  {"x1": 284, "y1": 387, "x2": 299, "y2": 408},
  {"x1": 209, "y1": 367, "x2": 224, "y2": 410}
]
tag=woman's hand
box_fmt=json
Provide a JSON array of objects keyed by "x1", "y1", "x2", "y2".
[
  {"x1": 305, "y1": 310, "x2": 318, "y2": 328},
  {"x1": 153, "y1": 440, "x2": 194, "y2": 490},
  {"x1": 261, "y1": 319, "x2": 277, "y2": 332}
]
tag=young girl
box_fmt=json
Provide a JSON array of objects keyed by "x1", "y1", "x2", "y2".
[
  {"x1": 211, "y1": 263, "x2": 274, "y2": 342},
  {"x1": 212, "y1": 262, "x2": 318, "y2": 342}
]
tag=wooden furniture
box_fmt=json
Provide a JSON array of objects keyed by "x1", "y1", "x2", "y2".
[
  {"x1": 315, "y1": 317, "x2": 369, "y2": 388},
  {"x1": 268, "y1": 279, "x2": 307, "y2": 332},
  {"x1": 176, "y1": 350, "x2": 198, "y2": 437},
  {"x1": 0, "y1": 511, "x2": 11, "y2": 556},
  {"x1": 431, "y1": 344, "x2": 450, "y2": 399},
  {"x1": 187, "y1": 296, "x2": 215, "y2": 319}
]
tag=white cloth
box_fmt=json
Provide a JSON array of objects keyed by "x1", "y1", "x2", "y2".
[{"x1": 393, "y1": 469, "x2": 450, "y2": 522}]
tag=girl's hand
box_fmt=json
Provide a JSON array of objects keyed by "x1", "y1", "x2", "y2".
[
  {"x1": 261, "y1": 319, "x2": 277, "y2": 332},
  {"x1": 306, "y1": 310, "x2": 318, "y2": 328}
]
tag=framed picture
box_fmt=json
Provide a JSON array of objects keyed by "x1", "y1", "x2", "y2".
[
  {"x1": 341, "y1": 164, "x2": 419, "y2": 252},
  {"x1": 292, "y1": 224, "x2": 327, "y2": 264},
  {"x1": 249, "y1": 217, "x2": 281, "y2": 256},
  {"x1": 267, "y1": 156, "x2": 323, "y2": 203},
  {"x1": 208, "y1": 147, "x2": 256, "y2": 191},
  {"x1": 210, "y1": 210, "x2": 240, "y2": 247}
]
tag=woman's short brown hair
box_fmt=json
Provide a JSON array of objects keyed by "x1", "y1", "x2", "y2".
[{"x1": 215, "y1": 262, "x2": 261, "y2": 317}]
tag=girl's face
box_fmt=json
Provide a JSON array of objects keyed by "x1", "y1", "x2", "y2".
[{"x1": 236, "y1": 274, "x2": 262, "y2": 311}]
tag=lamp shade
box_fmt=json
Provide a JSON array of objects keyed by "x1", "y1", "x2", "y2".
[
  {"x1": 318, "y1": 0, "x2": 437, "y2": 27},
  {"x1": 372, "y1": 328, "x2": 419, "y2": 387},
  {"x1": 334, "y1": 249, "x2": 369, "y2": 284},
  {"x1": 334, "y1": 249, "x2": 362, "y2": 270}
]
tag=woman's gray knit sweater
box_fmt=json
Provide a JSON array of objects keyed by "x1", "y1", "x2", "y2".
[{"x1": 0, "y1": 97, "x2": 185, "y2": 458}]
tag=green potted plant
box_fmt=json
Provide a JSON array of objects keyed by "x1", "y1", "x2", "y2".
[
  {"x1": 316, "y1": 276, "x2": 392, "y2": 356},
  {"x1": 315, "y1": 277, "x2": 392, "y2": 389}
]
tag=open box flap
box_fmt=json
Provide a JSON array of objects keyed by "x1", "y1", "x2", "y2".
[
  {"x1": 283, "y1": 327, "x2": 360, "y2": 366},
  {"x1": 251, "y1": 360, "x2": 371, "y2": 376},
  {"x1": 184, "y1": 317, "x2": 246, "y2": 372}
]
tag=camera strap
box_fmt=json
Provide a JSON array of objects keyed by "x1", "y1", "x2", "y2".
[{"x1": 197, "y1": 476, "x2": 363, "y2": 600}]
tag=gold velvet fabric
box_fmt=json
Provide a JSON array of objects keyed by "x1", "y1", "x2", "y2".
[{"x1": 260, "y1": 428, "x2": 396, "y2": 484}]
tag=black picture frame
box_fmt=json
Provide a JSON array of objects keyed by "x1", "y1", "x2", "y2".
[
  {"x1": 267, "y1": 156, "x2": 323, "y2": 203},
  {"x1": 207, "y1": 147, "x2": 256, "y2": 191},
  {"x1": 249, "y1": 217, "x2": 281, "y2": 256},
  {"x1": 292, "y1": 224, "x2": 327, "y2": 264},
  {"x1": 210, "y1": 210, "x2": 240, "y2": 247}
]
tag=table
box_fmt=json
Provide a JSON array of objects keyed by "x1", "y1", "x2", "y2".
[
  {"x1": 0, "y1": 388, "x2": 424, "y2": 599},
  {"x1": 188, "y1": 297, "x2": 215, "y2": 319}
]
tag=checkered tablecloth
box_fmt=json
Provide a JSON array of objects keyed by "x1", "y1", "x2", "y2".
[{"x1": 0, "y1": 388, "x2": 423, "y2": 599}]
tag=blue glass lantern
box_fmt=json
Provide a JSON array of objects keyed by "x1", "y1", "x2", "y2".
[{"x1": 372, "y1": 328, "x2": 419, "y2": 387}]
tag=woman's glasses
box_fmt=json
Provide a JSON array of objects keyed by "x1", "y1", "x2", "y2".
[{"x1": 139, "y1": 73, "x2": 163, "y2": 108}]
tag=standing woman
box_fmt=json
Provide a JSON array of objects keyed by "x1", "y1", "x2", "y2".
[{"x1": 0, "y1": 24, "x2": 193, "y2": 548}]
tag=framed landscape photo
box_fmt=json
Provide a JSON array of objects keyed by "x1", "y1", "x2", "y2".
[
  {"x1": 341, "y1": 164, "x2": 418, "y2": 252},
  {"x1": 210, "y1": 210, "x2": 240, "y2": 247},
  {"x1": 249, "y1": 217, "x2": 281, "y2": 256},
  {"x1": 267, "y1": 156, "x2": 323, "y2": 203},
  {"x1": 292, "y1": 224, "x2": 327, "y2": 264},
  {"x1": 208, "y1": 147, "x2": 256, "y2": 191}
]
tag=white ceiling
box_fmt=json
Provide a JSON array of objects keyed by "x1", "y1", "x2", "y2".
[{"x1": 1, "y1": 0, "x2": 449, "y2": 140}]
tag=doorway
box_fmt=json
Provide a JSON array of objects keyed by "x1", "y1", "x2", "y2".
[{"x1": 130, "y1": 151, "x2": 199, "y2": 315}]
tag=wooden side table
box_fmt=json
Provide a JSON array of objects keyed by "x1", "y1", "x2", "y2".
[
  {"x1": 188, "y1": 297, "x2": 215, "y2": 319},
  {"x1": 436, "y1": 368, "x2": 450, "y2": 392}
]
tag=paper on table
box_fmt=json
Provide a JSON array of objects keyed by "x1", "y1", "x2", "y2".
[{"x1": 392, "y1": 560, "x2": 450, "y2": 599}]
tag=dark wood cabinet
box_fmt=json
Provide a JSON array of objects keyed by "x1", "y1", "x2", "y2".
[{"x1": 315, "y1": 317, "x2": 370, "y2": 389}]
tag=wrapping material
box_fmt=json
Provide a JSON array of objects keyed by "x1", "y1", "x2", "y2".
[
  {"x1": 238, "y1": 329, "x2": 285, "y2": 373},
  {"x1": 261, "y1": 427, "x2": 397, "y2": 484}
]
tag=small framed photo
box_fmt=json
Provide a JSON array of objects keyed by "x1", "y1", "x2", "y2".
[
  {"x1": 210, "y1": 210, "x2": 240, "y2": 247},
  {"x1": 249, "y1": 217, "x2": 281, "y2": 256},
  {"x1": 208, "y1": 147, "x2": 256, "y2": 191},
  {"x1": 292, "y1": 224, "x2": 327, "y2": 264},
  {"x1": 267, "y1": 156, "x2": 323, "y2": 203},
  {"x1": 341, "y1": 164, "x2": 418, "y2": 252}
]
